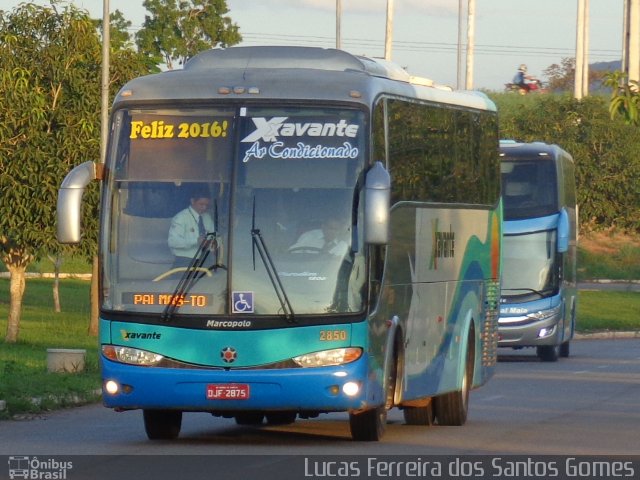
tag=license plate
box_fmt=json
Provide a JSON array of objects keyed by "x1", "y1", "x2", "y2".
[{"x1": 206, "y1": 384, "x2": 250, "y2": 400}]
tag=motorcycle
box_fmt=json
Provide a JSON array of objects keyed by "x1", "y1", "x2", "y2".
[{"x1": 504, "y1": 78, "x2": 547, "y2": 95}]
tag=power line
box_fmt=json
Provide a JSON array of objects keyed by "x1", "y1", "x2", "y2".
[{"x1": 239, "y1": 31, "x2": 621, "y2": 60}]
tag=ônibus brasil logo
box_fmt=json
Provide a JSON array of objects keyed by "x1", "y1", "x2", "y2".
[{"x1": 241, "y1": 117, "x2": 359, "y2": 143}]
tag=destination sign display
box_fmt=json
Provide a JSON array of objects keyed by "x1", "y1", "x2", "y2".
[{"x1": 122, "y1": 292, "x2": 211, "y2": 308}]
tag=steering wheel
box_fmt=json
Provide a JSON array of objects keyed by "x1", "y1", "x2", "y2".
[{"x1": 288, "y1": 246, "x2": 324, "y2": 255}]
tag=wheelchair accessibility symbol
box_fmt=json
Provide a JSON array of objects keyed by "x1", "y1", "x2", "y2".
[{"x1": 232, "y1": 291, "x2": 254, "y2": 313}]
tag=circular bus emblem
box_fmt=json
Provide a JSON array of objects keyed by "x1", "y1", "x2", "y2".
[{"x1": 221, "y1": 347, "x2": 237, "y2": 363}]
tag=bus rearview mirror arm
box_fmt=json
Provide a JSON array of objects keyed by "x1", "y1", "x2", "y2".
[
  {"x1": 364, "y1": 161, "x2": 391, "y2": 245},
  {"x1": 57, "y1": 161, "x2": 98, "y2": 244},
  {"x1": 557, "y1": 208, "x2": 570, "y2": 253}
]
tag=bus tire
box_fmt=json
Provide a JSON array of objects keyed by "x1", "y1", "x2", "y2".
[
  {"x1": 403, "y1": 402, "x2": 434, "y2": 426},
  {"x1": 536, "y1": 345, "x2": 559, "y2": 362},
  {"x1": 349, "y1": 406, "x2": 386, "y2": 441},
  {"x1": 434, "y1": 332, "x2": 474, "y2": 426},
  {"x1": 349, "y1": 342, "x2": 398, "y2": 441},
  {"x1": 143, "y1": 409, "x2": 182, "y2": 440},
  {"x1": 559, "y1": 341, "x2": 570, "y2": 358}
]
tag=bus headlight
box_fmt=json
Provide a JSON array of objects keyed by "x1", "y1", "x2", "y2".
[
  {"x1": 102, "y1": 345, "x2": 164, "y2": 366},
  {"x1": 526, "y1": 304, "x2": 561, "y2": 322},
  {"x1": 105, "y1": 380, "x2": 120, "y2": 395},
  {"x1": 293, "y1": 348, "x2": 362, "y2": 368}
]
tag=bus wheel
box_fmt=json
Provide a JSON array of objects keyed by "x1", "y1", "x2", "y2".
[
  {"x1": 559, "y1": 341, "x2": 570, "y2": 358},
  {"x1": 235, "y1": 412, "x2": 264, "y2": 425},
  {"x1": 349, "y1": 406, "x2": 386, "y2": 441},
  {"x1": 536, "y1": 345, "x2": 559, "y2": 362},
  {"x1": 143, "y1": 409, "x2": 182, "y2": 440},
  {"x1": 434, "y1": 333, "x2": 474, "y2": 426},
  {"x1": 403, "y1": 401, "x2": 434, "y2": 426},
  {"x1": 265, "y1": 411, "x2": 297, "y2": 425}
]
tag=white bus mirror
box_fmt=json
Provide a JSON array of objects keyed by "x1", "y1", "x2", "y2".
[
  {"x1": 557, "y1": 208, "x2": 570, "y2": 253},
  {"x1": 364, "y1": 161, "x2": 390, "y2": 245},
  {"x1": 57, "y1": 161, "x2": 97, "y2": 244}
]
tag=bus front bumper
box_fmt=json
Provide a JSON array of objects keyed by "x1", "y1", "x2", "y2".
[
  {"x1": 100, "y1": 354, "x2": 374, "y2": 413},
  {"x1": 497, "y1": 310, "x2": 562, "y2": 348}
]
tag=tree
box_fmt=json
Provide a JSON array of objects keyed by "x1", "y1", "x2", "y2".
[
  {"x1": 603, "y1": 70, "x2": 640, "y2": 126},
  {"x1": 135, "y1": 0, "x2": 242, "y2": 70},
  {"x1": 0, "y1": 3, "x2": 151, "y2": 343},
  {"x1": 0, "y1": 2, "x2": 104, "y2": 342},
  {"x1": 543, "y1": 57, "x2": 609, "y2": 93},
  {"x1": 543, "y1": 57, "x2": 577, "y2": 92}
]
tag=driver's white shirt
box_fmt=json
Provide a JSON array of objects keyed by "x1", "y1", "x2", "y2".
[{"x1": 289, "y1": 229, "x2": 348, "y2": 257}]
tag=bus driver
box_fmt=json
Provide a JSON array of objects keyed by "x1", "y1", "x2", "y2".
[{"x1": 168, "y1": 188, "x2": 216, "y2": 268}]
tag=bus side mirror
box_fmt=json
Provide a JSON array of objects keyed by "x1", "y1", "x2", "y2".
[
  {"x1": 557, "y1": 208, "x2": 569, "y2": 253},
  {"x1": 364, "y1": 161, "x2": 390, "y2": 245},
  {"x1": 57, "y1": 161, "x2": 98, "y2": 244}
]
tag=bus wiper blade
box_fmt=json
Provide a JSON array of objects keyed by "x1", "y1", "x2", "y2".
[
  {"x1": 502, "y1": 288, "x2": 546, "y2": 298},
  {"x1": 251, "y1": 198, "x2": 295, "y2": 322},
  {"x1": 162, "y1": 232, "x2": 217, "y2": 321}
]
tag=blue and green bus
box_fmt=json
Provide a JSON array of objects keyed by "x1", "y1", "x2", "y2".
[
  {"x1": 57, "y1": 46, "x2": 501, "y2": 441},
  {"x1": 499, "y1": 141, "x2": 578, "y2": 361}
]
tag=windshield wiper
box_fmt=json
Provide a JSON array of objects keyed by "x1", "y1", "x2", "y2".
[
  {"x1": 502, "y1": 287, "x2": 547, "y2": 298},
  {"x1": 251, "y1": 197, "x2": 295, "y2": 322},
  {"x1": 162, "y1": 232, "x2": 218, "y2": 321}
]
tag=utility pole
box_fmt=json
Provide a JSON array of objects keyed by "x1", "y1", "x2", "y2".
[
  {"x1": 574, "y1": 0, "x2": 585, "y2": 99},
  {"x1": 336, "y1": 0, "x2": 342, "y2": 50},
  {"x1": 628, "y1": 0, "x2": 640, "y2": 83},
  {"x1": 622, "y1": 0, "x2": 630, "y2": 76},
  {"x1": 93, "y1": 0, "x2": 110, "y2": 336},
  {"x1": 582, "y1": 0, "x2": 590, "y2": 97},
  {"x1": 384, "y1": 0, "x2": 394, "y2": 60},
  {"x1": 101, "y1": 0, "x2": 110, "y2": 165},
  {"x1": 465, "y1": 0, "x2": 475, "y2": 90},
  {"x1": 457, "y1": 0, "x2": 465, "y2": 89}
]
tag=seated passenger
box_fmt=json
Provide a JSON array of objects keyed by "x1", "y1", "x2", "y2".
[{"x1": 289, "y1": 217, "x2": 349, "y2": 257}]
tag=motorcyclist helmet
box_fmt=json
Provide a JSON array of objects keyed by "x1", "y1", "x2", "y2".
[{"x1": 518, "y1": 64, "x2": 527, "y2": 72}]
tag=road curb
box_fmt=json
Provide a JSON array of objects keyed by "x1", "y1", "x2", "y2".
[{"x1": 574, "y1": 330, "x2": 640, "y2": 340}]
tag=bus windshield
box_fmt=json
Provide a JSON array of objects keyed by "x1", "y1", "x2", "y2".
[
  {"x1": 102, "y1": 106, "x2": 367, "y2": 318},
  {"x1": 501, "y1": 230, "x2": 559, "y2": 301},
  {"x1": 501, "y1": 159, "x2": 558, "y2": 220}
]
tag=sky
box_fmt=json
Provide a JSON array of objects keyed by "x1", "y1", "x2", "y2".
[{"x1": 2, "y1": 0, "x2": 625, "y2": 91}]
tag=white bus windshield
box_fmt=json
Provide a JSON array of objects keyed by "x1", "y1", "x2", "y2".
[
  {"x1": 501, "y1": 230, "x2": 559, "y2": 300},
  {"x1": 501, "y1": 159, "x2": 558, "y2": 220},
  {"x1": 102, "y1": 106, "x2": 366, "y2": 318}
]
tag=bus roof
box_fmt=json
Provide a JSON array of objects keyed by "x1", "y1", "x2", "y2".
[
  {"x1": 114, "y1": 46, "x2": 496, "y2": 113},
  {"x1": 499, "y1": 140, "x2": 573, "y2": 163}
]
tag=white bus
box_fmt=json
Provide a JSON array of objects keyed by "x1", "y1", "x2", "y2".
[{"x1": 499, "y1": 141, "x2": 578, "y2": 361}]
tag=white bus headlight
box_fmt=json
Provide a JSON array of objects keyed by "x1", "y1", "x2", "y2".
[
  {"x1": 526, "y1": 304, "x2": 561, "y2": 322},
  {"x1": 293, "y1": 348, "x2": 362, "y2": 368},
  {"x1": 102, "y1": 345, "x2": 164, "y2": 366}
]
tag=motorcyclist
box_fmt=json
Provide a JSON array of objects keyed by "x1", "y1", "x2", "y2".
[{"x1": 512, "y1": 64, "x2": 531, "y2": 93}]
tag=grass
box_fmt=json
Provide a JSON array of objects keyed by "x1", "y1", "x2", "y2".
[
  {"x1": 0, "y1": 254, "x2": 92, "y2": 274},
  {"x1": 577, "y1": 231, "x2": 640, "y2": 281},
  {"x1": 577, "y1": 290, "x2": 640, "y2": 333},
  {"x1": 0, "y1": 279, "x2": 100, "y2": 419}
]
